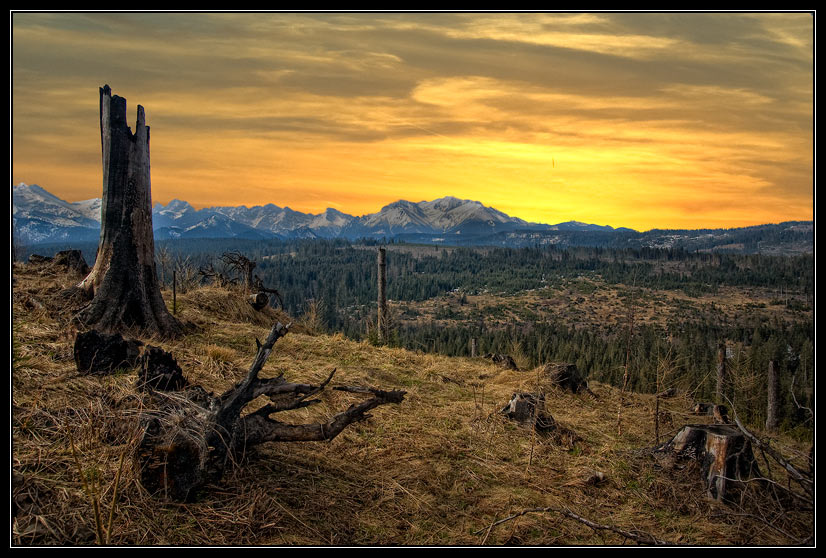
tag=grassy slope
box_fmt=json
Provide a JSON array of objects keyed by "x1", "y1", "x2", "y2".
[{"x1": 11, "y1": 263, "x2": 811, "y2": 546}]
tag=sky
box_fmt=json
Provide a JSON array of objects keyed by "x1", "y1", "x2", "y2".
[{"x1": 11, "y1": 11, "x2": 814, "y2": 231}]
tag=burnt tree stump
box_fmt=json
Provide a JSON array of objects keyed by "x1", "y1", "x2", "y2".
[
  {"x1": 75, "y1": 85, "x2": 182, "y2": 338},
  {"x1": 138, "y1": 346, "x2": 188, "y2": 391},
  {"x1": 135, "y1": 322, "x2": 406, "y2": 501},
  {"x1": 74, "y1": 330, "x2": 143, "y2": 375},
  {"x1": 656, "y1": 424, "x2": 760, "y2": 501}
]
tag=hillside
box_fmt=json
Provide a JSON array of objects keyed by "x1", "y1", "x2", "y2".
[{"x1": 11, "y1": 263, "x2": 813, "y2": 546}]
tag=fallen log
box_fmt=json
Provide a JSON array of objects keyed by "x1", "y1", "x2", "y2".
[
  {"x1": 135, "y1": 321, "x2": 406, "y2": 501},
  {"x1": 247, "y1": 292, "x2": 269, "y2": 311}
]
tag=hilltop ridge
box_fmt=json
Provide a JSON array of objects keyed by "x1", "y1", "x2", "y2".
[{"x1": 11, "y1": 263, "x2": 812, "y2": 545}]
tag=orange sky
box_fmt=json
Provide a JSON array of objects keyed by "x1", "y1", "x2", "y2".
[{"x1": 11, "y1": 12, "x2": 814, "y2": 231}]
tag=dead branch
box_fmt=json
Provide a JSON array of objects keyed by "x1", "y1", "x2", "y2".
[
  {"x1": 730, "y1": 414, "x2": 813, "y2": 499},
  {"x1": 220, "y1": 252, "x2": 256, "y2": 290},
  {"x1": 136, "y1": 321, "x2": 407, "y2": 501},
  {"x1": 198, "y1": 263, "x2": 237, "y2": 288},
  {"x1": 474, "y1": 505, "x2": 673, "y2": 545}
]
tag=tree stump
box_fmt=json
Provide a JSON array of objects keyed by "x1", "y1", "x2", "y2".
[
  {"x1": 74, "y1": 329, "x2": 143, "y2": 375},
  {"x1": 541, "y1": 363, "x2": 590, "y2": 394},
  {"x1": 500, "y1": 393, "x2": 580, "y2": 447},
  {"x1": 656, "y1": 424, "x2": 760, "y2": 501},
  {"x1": 692, "y1": 402, "x2": 729, "y2": 423},
  {"x1": 76, "y1": 85, "x2": 182, "y2": 338},
  {"x1": 27, "y1": 250, "x2": 89, "y2": 275},
  {"x1": 500, "y1": 393, "x2": 556, "y2": 431},
  {"x1": 137, "y1": 346, "x2": 188, "y2": 391},
  {"x1": 28, "y1": 254, "x2": 52, "y2": 265},
  {"x1": 135, "y1": 322, "x2": 406, "y2": 501},
  {"x1": 484, "y1": 353, "x2": 519, "y2": 371},
  {"x1": 52, "y1": 250, "x2": 90, "y2": 275}
]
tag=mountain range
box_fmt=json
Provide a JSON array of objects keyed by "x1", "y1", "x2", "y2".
[
  {"x1": 12, "y1": 182, "x2": 624, "y2": 245},
  {"x1": 11, "y1": 183, "x2": 812, "y2": 255}
]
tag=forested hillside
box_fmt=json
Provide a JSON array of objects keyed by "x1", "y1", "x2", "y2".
[{"x1": 21, "y1": 238, "x2": 814, "y2": 434}]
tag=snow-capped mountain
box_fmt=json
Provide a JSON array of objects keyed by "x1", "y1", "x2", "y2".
[
  {"x1": 343, "y1": 196, "x2": 532, "y2": 237},
  {"x1": 12, "y1": 183, "x2": 610, "y2": 245},
  {"x1": 12, "y1": 183, "x2": 102, "y2": 244}
]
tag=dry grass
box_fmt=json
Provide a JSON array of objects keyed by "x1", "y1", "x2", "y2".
[{"x1": 11, "y1": 263, "x2": 812, "y2": 546}]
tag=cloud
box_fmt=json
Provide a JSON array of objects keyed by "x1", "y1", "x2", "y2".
[{"x1": 11, "y1": 12, "x2": 813, "y2": 230}]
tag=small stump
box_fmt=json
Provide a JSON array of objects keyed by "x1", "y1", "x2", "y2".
[
  {"x1": 501, "y1": 393, "x2": 556, "y2": 431},
  {"x1": 484, "y1": 353, "x2": 519, "y2": 371},
  {"x1": 248, "y1": 292, "x2": 269, "y2": 311},
  {"x1": 541, "y1": 363, "x2": 590, "y2": 394},
  {"x1": 500, "y1": 393, "x2": 580, "y2": 446},
  {"x1": 74, "y1": 330, "x2": 143, "y2": 375},
  {"x1": 52, "y1": 250, "x2": 90, "y2": 275},
  {"x1": 656, "y1": 424, "x2": 759, "y2": 501},
  {"x1": 692, "y1": 402, "x2": 730, "y2": 423},
  {"x1": 138, "y1": 346, "x2": 188, "y2": 391}
]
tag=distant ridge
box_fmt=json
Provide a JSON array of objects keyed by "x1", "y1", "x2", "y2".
[
  {"x1": 12, "y1": 183, "x2": 813, "y2": 255},
  {"x1": 12, "y1": 183, "x2": 610, "y2": 242}
]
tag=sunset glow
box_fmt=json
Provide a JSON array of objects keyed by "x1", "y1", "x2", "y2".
[{"x1": 11, "y1": 12, "x2": 813, "y2": 230}]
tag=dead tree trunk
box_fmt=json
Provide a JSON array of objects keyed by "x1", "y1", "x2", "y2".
[
  {"x1": 377, "y1": 247, "x2": 387, "y2": 342},
  {"x1": 136, "y1": 322, "x2": 406, "y2": 501},
  {"x1": 766, "y1": 359, "x2": 780, "y2": 432},
  {"x1": 76, "y1": 85, "x2": 182, "y2": 338},
  {"x1": 715, "y1": 342, "x2": 727, "y2": 405}
]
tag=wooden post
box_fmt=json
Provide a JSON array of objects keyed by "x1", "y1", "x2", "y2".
[
  {"x1": 173, "y1": 270, "x2": 177, "y2": 315},
  {"x1": 471, "y1": 337, "x2": 477, "y2": 358},
  {"x1": 716, "y1": 342, "x2": 727, "y2": 404},
  {"x1": 377, "y1": 247, "x2": 387, "y2": 343},
  {"x1": 766, "y1": 359, "x2": 779, "y2": 431}
]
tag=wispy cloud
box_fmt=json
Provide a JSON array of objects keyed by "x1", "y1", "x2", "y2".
[{"x1": 11, "y1": 11, "x2": 813, "y2": 230}]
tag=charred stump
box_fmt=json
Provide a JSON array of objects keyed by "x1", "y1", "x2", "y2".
[
  {"x1": 135, "y1": 322, "x2": 406, "y2": 501},
  {"x1": 137, "y1": 346, "x2": 188, "y2": 392},
  {"x1": 28, "y1": 250, "x2": 89, "y2": 275},
  {"x1": 76, "y1": 85, "x2": 182, "y2": 338},
  {"x1": 656, "y1": 424, "x2": 760, "y2": 501},
  {"x1": 73, "y1": 329, "x2": 143, "y2": 375}
]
